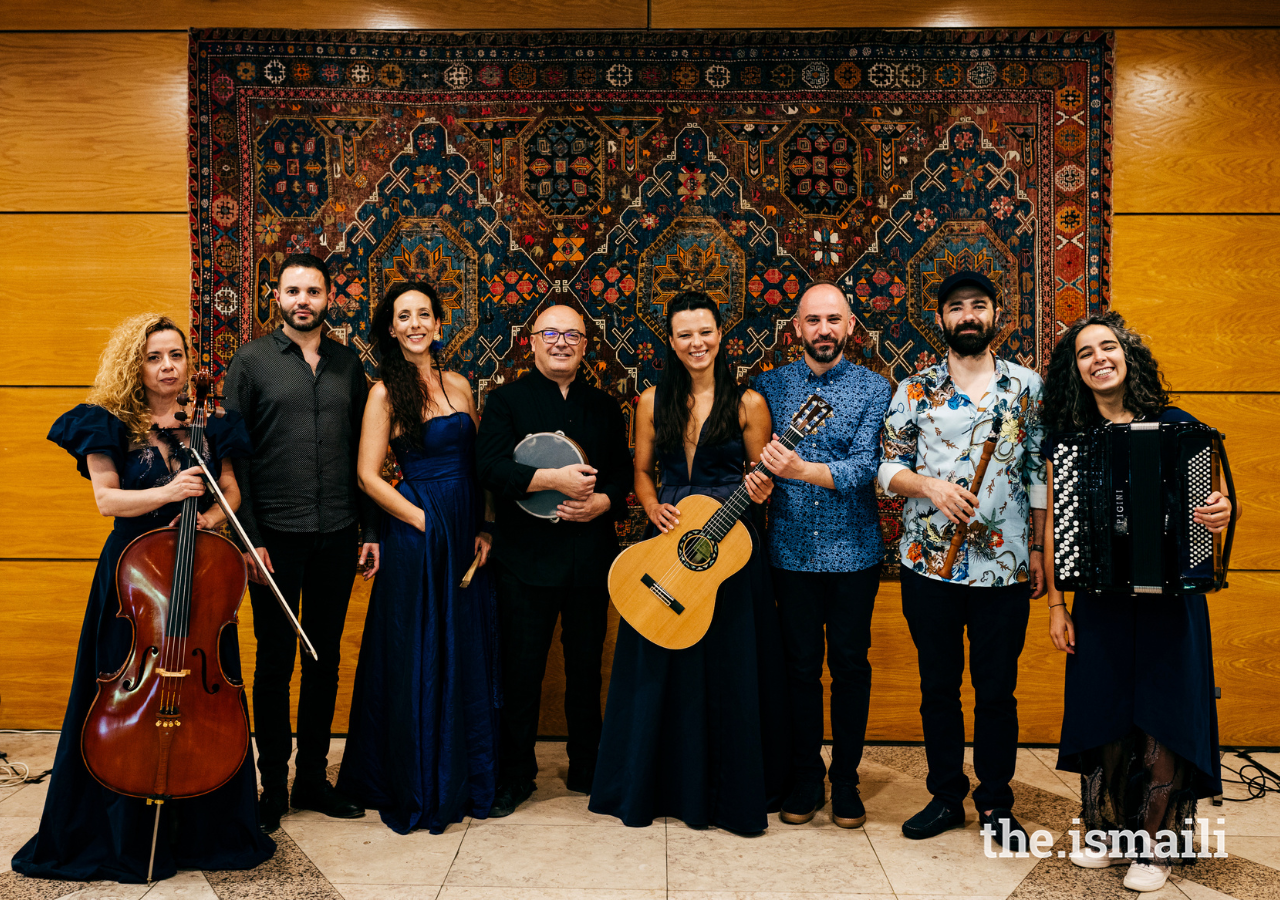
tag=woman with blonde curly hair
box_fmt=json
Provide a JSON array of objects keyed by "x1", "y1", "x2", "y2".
[{"x1": 11, "y1": 313, "x2": 275, "y2": 884}]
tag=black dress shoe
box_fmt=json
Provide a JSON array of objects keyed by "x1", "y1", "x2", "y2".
[
  {"x1": 258, "y1": 788, "x2": 288, "y2": 833},
  {"x1": 565, "y1": 767, "x2": 595, "y2": 794},
  {"x1": 779, "y1": 781, "x2": 825, "y2": 825},
  {"x1": 902, "y1": 798, "x2": 965, "y2": 839},
  {"x1": 979, "y1": 807, "x2": 1029, "y2": 851},
  {"x1": 488, "y1": 780, "x2": 535, "y2": 818},
  {"x1": 290, "y1": 779, "x2": 365, "y2": 819},
  {"x1": 831, "y1": 783, "x2": 867, "y2": 829}
]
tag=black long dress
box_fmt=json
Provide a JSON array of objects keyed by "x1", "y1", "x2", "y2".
[
  {"x1": 1051, "y1": 407, "x2": 1223, "y2": 819},
  {"x1": 337, "y1": 413, "x2": 500, "y2": 834},
  {"x1": 589, "y1": 417, "x2": 788, "y2": 834},
  {"x1": 12, "y1": 404, "x2": 276, "y2": 883}
]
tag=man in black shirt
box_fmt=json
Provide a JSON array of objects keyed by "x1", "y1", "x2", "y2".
[
  {"x1": 223, "y1": 252, "x2": 380, "y2": 832},
  {"x1": 476, "y1": 304, "x2": 633, "y2": 816}
]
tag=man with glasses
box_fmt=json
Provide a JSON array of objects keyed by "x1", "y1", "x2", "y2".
[{"x1": 476, "y1": 304, "x2": 634, "y2": 817}]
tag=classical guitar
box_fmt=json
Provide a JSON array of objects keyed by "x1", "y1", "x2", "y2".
[{"x1": 608, "y1": 394, "x2": 834, "y2": 650}]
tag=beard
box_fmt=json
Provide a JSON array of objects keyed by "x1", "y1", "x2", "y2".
[
  {"x1": 943, "y1": 319, "x2": 998, "y2": 356},
  {"x1": 282, "y1": 304, "x2": 326, "y2": 332},
  {"x1": 803, "y1": 334, "x2": 843, "y2": 364}
]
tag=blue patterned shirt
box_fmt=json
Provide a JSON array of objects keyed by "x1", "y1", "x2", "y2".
[
  {"x1": 878, "y1": 356, "x2": 1047, "y2": 587},
  {"x1": 755, "y1": 356, "x2": 892, "y2": 573}
]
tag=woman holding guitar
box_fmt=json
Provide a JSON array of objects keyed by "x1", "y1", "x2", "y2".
[
  {"x1": 12, "y1": 314, "x2": 274, "y2": 883},
  {"x1": 590, "y1": 291, "x2": 788, "y2": 835}
]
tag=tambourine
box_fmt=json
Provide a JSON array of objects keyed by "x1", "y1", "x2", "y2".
[{"x1": 513, "y1": 431, "x2": 588, "y2": 522}]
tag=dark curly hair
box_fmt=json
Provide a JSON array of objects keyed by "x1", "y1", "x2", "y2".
[
  {"x1": 654, "y1": 291, "x2": 741, "y2": 455},
  {"x1": 1042, "y1": 310, "x2": 1172, "y2": 434},
  {"x1": 371, "y1": 281, "x2": 451, "y2": 446}
]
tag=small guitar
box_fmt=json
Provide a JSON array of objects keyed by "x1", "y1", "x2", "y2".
[{"x1": 608, "y1": 394, "x2": 834, "y2": 650}]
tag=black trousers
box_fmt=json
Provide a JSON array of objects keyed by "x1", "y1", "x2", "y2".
[
  {"x1": 495, "y1": 568, "x2": 608, "y2": 786},
  {"x1": 247, "y1": 523, "x2": 359, "y2": 789},
  {"x1": 900, "y1": 567, "x2": 1030, "y2": 811},
  {"x1": 772, "y1": 565, "x2": 880, "y2": 787}
]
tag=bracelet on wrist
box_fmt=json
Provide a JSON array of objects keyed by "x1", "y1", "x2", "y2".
[
  {"x1": 1029, "y1": 544, "x2": 1044, "y2": 552},
  {"x1": 1048, "y1": 602, "x2": 1066, "y2": 609}
]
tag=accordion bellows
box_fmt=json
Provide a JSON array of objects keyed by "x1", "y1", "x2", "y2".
[{"x1": 1050, "y1": 422, "x2": 1236, "y2": 596}]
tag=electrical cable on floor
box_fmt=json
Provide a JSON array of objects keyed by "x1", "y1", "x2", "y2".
[
  {"x1": 0, "y1": 752, "x2": 31, "y2": 788},
  {"x1": 1218, "y1": 750, "x2": 1280, "y2": 801}
]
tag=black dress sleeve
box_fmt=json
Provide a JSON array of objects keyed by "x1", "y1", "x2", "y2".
[
  {"x1": 475, "y1": 387, "x2": 538, "y2": 499},
  {"x1": 47, "y1": 404, "x2": 128, "y2": 479},
  {"x1": 596, "y1": 392, "x2": 635, "y2": 522}
]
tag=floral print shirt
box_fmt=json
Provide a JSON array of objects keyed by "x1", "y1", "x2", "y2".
[{"x1": 878, "y1": 356, "x2": 1047, "y2": 586}]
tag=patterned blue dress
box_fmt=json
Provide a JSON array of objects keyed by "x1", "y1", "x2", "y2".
[
  {"x1": 12, "y1": 404, "x2": 275, "y2": 883},
  {"x1": 337, "y1": 412, "x2": 500, "y2": 834}
]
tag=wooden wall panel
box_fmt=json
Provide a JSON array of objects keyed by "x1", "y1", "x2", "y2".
[
  {"x1": 647, "y1": 0, "x2": 1280, "y2": 28},
  {"x1": 0, "y1": 388, "x2": 111, "y2": 559},
  {"x1": 0, "y1": 215, "x2": 190, "y2": 386},
  {"x1": 3, "y1": 0, "x2": 647, "y2": 31},
  {"x1": 1111, "y1": 216, "x2": 1280, "y2": 393},
  {"x1": 1175, "y1": 394, "x2": 1279, "y2": 572},
  {"x1": 0, "y1": 34, "x2": 188, "y2": 212},
  {"x1": 1113, "y1": 30, "x2": 1280, "y2": 213}
]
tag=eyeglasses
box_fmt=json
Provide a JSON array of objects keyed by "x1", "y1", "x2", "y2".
[{"x1": 536, "y1": 329, "x2": 585, "y2": 346}]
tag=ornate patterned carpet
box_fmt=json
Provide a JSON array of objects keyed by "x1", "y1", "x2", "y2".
[{"x1": 190, "y1": 28, "x2": 1114, "y2": 553}]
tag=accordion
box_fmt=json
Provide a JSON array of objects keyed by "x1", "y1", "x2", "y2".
[{"x1": 1050, "y1": 422, "x2": 1237, "y2": 595}]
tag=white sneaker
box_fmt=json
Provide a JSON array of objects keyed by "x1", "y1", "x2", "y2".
[
  {"x1": 1068, "y1": 844, "x2": 1115, "y2": 868},
  {"x1": 1123, "y1": 860, "x2": 1170, "y2": 892}
]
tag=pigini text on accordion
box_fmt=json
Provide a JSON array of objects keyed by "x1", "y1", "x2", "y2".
[{"x1": 1050, "y1": 422, "x2": 1237, "y2": 596}]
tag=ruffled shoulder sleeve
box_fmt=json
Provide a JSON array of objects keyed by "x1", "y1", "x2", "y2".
[
  {"x1": 47, "y1": 404, "x2": 128, "y2": 479},
  {"x1": 202, "y1": 408, "x2": 254, "y2": 461}
]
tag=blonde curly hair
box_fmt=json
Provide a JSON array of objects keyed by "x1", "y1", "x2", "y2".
[{"x1": 86, "y1": 314, "x2": 189, "y2": 444}]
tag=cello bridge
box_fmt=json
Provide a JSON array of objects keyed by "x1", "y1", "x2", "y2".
[{"x1": 156, "y1": 668, "x2": 190, "y2": 678}]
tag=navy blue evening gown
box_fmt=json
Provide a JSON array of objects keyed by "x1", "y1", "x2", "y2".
[
  {"x1": 337, "y1": 412, "x2": 500, "y2": 834},
  {"x1": 1050, "y1": 407, "x2": 1222, "y2": 800},
  {"x1": 589, "y1": 418, "x2": 788, "y2": 834},
  {"x1": 12, "y1": 404, "x2": 275, "y2": 883}
]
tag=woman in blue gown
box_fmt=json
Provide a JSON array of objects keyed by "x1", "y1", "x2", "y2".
[
  {"x1": 336, "y1": 281, "x2": 499, "y2": 834},
  {"x1": 1042, "y1": 312, "x2": 1235, "y2": 893},
  {"x1": 590, "y1": 291, "x2": 789, "y2": 835},
  {"x1": 12, "y1": 314, "x2": 275, "y2": 883}
]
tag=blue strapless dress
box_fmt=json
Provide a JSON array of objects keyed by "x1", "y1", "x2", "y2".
[
  {"x1": 337, "y1": 412, "x2": 500, "y2": 833},
  {"x1": 589, "y1": 421, "x2": 788, "y2": 833}
]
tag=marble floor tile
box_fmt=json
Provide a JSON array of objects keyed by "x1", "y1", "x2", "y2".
[
  {"x1": 0, "y1": 732, "x2": 60, "y2": 775},
  {"x1": 666, "y1": 819, "x2": 891, "y2": 893},
  {"x1": 861, "y1": 782, "x2": 1055, "y2": 896},
  {"x1": 1226, "y1": 835, "x2": 1280, "y2": 870},
  {"x1": 895, "y1": 896, "x2": 1007, "y2": 900},
  {"x1": 1014, "y1": 749, "x2": 1080, "y2": 802},
  {"x1": 0, "y1": 781, "x2": 50, "y2": 818},
  {"x1": 670, "y1": 893, "x2": 897, "y2": 900},
  {"x1": 1210, "y1": 797, "x2": 1280, "y2": 838},
  {"x1": 440, "y1": 889, "x2": 665, "y2": 900},
  {"x1": 1006, "y1": 853, "x2": 1188, "y2": 900},
  {"x1": 1027, "y1": 748, "x2": 1082, "y2": 798},
  {"x1": 445, "y1": 823, "x2": 665, "y2": 890},
  {"x1": 281, "y1": 816, "x2": 465, "y2": 886},
  {"x1": 139, "y1": 869, "x2": 218, "y2": 899},
  {"x1": 334, "y1": 885, "x2": 443, "y2": 900},
  {"x1": 1177, "y1": 879, "x2": 1242, "y2": 900},
  {"x1": 0, "y1": 817, "x2": 40, "y2": 874},
  {"x1": 466, "y1": 742, "x2": 611, "y2": 827}
]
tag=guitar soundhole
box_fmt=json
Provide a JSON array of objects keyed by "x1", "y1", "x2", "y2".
[{"x1": 677, "y1": 530, "x2": 718, "y2": 572}]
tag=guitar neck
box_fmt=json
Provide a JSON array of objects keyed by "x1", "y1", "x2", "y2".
[{"x1": 704, "y1": 423, "x2": 804, "y2": 542}]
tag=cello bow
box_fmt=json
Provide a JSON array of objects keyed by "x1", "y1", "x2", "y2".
[{"x1": 188, "y1": 449, "x2": 319, "y2": 662}]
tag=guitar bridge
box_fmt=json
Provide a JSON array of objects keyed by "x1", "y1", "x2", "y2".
[{"x1": 641, "y1": 574, "x2": 684, "y2": 614}]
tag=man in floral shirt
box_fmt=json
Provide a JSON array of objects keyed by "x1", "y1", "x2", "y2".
[{"x1": 878, "y1": 270, "x2": 1046, "y2": 849}]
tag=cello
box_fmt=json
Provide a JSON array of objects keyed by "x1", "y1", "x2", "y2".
[{"x1": 80, "y1": 372, "x2": 253, "y2": 881}]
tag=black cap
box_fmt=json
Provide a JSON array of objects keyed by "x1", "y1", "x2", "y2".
[{"x1": 937, "y1": 270, "x2": 998, "y2": 306}]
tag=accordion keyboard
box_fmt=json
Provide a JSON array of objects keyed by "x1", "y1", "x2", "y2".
[
  {"x1": 1052, "y1": 440, "x2": 1087, "y2": 584},
  {"x1": 1187, "y1": 445, "x2": 1213, "y2": 568}
]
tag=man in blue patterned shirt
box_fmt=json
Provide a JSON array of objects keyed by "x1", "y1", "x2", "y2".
[
  {"x1": 755, "y1": 281, "x2": 892, "y2": 831},
  {"x1": 878, "y1": 270, "x2": 1046, "y2": 849}
]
